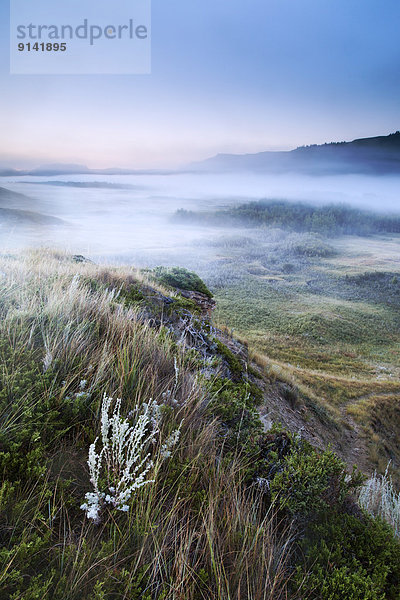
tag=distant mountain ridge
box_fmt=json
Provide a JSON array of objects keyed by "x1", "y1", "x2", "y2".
[
  {"x1": 190, "y1": 131, "x2": 400, "y2": 175},
  {"x1": 1, "y1": 132, "x2": 399, "y2": 176},
  {"x1": 0, "y1": 164, "x2": 172, "y2": 177}
]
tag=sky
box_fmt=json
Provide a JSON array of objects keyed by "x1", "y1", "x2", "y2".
[{"x1": 0, "y1": 0, "x2": 400, "y2": 169}]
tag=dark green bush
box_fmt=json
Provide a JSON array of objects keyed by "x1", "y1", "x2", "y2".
[
  {"x1": 207, "y1": 378, "x2": 263, "y2": 454},
  {"x1": 270, "y1": 445, "x2": 362, "y2": 517},
  {"x1": 0, "y1": 336, "x2": 92, "y2": 480},
  {"x1": 296, "y1": 512, "x2": 400, "y2": 600},
  {"x1": 151, "y1": 266, "x2": 213, "y2": 298},
  {"x1": 118, "y1": 284, "x2": 145, "y2": 306}
]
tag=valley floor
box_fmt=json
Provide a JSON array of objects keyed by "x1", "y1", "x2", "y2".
[{"x1": 196, "y1": 233, "x2": 400, "y2": 479}]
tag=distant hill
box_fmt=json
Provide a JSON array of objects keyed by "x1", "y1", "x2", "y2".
[
  {"x1": 0, "y1": 168, "x2": 24, "y2": 177},
  {"x1": 18, "y1": 181, "x2": 140, "y2": 190},
  {"x1": 0, "y1": 186, "x2": 33, "y2": 208},
  {"x1": 0, "y1": 206, "x2": 65, "y2": 226},
  {"x1": 190, "y1": 131, "x2": 400, "y2": 175},
  {"x1": 1, "y1": 132, "x2": 400, "y2": 177},
  {"x1": 0, "y1": 186, "x2": 65, "y2": 228},
  {"x1": 0, "y1": 164, "x2": 171, "y2": 177},
  {"x1": 28, "y1": 163, "x2": 91, "y2": 176}
]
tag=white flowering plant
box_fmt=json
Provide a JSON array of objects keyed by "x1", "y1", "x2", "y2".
[
  {"x1": 81, "y1": 394, "x2": 181, "y2": 523},
  {"x1": 359, "y1": 465, "x2": 400, "y2": 537}
]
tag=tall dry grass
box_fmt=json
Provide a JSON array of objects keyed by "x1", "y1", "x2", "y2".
[
  {"x1": 0, "y1": 249, "x2": 297, "y2": 599},
  {"x1": 359, "y1": 466, "x2": 400, "y2": 537}
]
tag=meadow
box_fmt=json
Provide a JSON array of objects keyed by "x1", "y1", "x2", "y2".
[{"x1": 176, "y1": 211, "x2": 400, "y2": 478}]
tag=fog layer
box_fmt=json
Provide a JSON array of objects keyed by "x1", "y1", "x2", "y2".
[{"x1": 1, "y1": 171, "x2": 400, "y2": 267}]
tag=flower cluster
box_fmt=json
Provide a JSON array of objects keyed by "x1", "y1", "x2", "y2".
[{"x1": 81, "y1": 394, "x2": 181, "y2": 523}]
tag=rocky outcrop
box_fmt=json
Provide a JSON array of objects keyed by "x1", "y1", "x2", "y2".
[{"x1": 177, "y1": 289, "x2": 216, "y2": 315}]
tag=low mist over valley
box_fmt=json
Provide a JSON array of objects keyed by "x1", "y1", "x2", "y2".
[{"x1": 1, "y1": 136, "x2": 400, "y2": 474}]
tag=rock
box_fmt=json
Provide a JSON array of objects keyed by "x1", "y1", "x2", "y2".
[
  {"x1": 177, "y1": 289, "x2": 216, "y2": 315},
  {"x1": 160, "y1": 294, "x2": 174, "y2": 305},
  {"x1": 72, "y1": 255, "x2": 94, "y2": 264}
]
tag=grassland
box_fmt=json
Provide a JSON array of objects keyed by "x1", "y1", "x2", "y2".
[{"x1": 186, "y1": 228, "x2": 400, "y2": 476}]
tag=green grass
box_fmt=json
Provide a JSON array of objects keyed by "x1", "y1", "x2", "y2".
[
  {"x1": 214, "y1": 276, "x2": 400, "y2": 368},
  {"x1": 194, "y1": 232, "x2": 400, "y2": 474}
]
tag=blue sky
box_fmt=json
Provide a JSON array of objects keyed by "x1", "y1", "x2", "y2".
[{"x1": 1, "y1": 0, "x2": 400, "y2": 168}]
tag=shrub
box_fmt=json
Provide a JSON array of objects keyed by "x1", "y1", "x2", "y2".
[
  {"x1": 0, "y1": 336, "x2": 70, "y2": 479},
  {"x1": 118, "y1": 284, "x2": 145, "y2": 306},
  {"x1": 151, "y1": 266, "x2": 213, "y2": 298},
  {"x1": 296, "y1": 511, "x2": 400, "y2": 599},
  {"x1": 287, "y1": 235, "x2": 336, "y2": 258},
  {"x1": 207, "y1": 378, "x2": 263, "y2": 456},
  {"x1": 257, "y1": 428, "x2": 363, "y2": 519}
]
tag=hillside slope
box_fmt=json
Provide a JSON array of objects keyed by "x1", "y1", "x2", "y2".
[
  {"x1": 0, "y1": 250, "x2": 399, "y2": 600},
  {"x1": 191, "y1": 131, "x2": 400, "y2": 174},
  {"x1": 0, "y1": 186, "x2": 66, "y2": 230}
]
